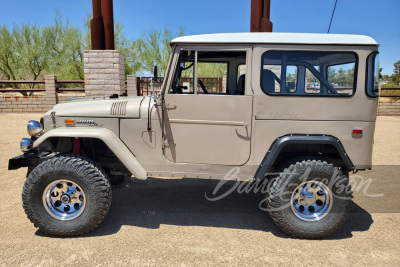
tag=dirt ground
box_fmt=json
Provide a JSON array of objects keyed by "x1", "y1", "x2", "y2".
[{"x1": 1, "y1": 114, "x2": 399, "y2": 266}]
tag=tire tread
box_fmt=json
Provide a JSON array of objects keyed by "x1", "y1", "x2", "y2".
[
  {"x1": 267, "y1": 158, "x2": 352, "y2": 239},
  {"x1": 22, "y1": 154, "x2": 112, "y2": 237}
]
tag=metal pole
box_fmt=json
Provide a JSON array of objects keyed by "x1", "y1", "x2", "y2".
[
  {"x1": 262, "y1": 0, "x2": 270, "y2": 19},
  {"x1": 260, "y1": 0, "x2": 273, "y2": 32},
  {"x1": 92, "y1": 0, "x2": 102, "y2": 18},
  {"x1": 251, "y1": 0, "x2": 273, "y2": 32},
  {"x1": 101, "y1": 0, "x2": 115, "y2": 50},
  {"x1": 250, "y1": 0, "x2": 263, "y2": 32},
  {"x1": 90, "y1": 0, "x2": 105, "y2": 50}
]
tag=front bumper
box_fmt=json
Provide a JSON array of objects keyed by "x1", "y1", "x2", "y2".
[{"x1": 8, "y1": 153, "x2": 40, "y2": 170}]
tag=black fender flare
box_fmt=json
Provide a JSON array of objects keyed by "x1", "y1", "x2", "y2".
[{"x1": 254, "y1": 134, "x2": 354, "y2": 180}]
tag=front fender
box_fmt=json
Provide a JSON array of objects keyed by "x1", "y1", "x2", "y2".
[{"x1": 33, "y1": 127, "x2": 147, "y2": 180}]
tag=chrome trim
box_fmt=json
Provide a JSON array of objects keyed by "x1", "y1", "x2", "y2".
[
  {"x1": 42, "y1": 179, "x2": 86, "y2": 221},
  {"x1": 290, "y1": 180, "x2": 333, "y2": 222}
]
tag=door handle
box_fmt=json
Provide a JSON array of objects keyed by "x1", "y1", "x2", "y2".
[{"x1": 165, "y1": 102, "x2": 176, "y2": 109}]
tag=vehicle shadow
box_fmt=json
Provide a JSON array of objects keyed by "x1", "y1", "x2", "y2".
[{"x1": 38, "y1": 177, "x2": 373, "y2": 239}]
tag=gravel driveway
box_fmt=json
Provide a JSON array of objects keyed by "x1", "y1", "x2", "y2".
[{"x1": 1, "y1": 114, "x2": 399, "y2": 266}]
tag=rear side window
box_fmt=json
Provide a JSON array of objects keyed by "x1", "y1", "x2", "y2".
[
  {"x1": 366, "y1": 52, "x2": 380, "y2": 97},
  {"x1": 261, "y1": 51, "x2": 358, "y2": 96}
]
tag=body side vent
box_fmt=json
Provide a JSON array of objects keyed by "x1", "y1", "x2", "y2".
[{"x1": 110, "y1": 101, "x2": 128, "y2": 116}]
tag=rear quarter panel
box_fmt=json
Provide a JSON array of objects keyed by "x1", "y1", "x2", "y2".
[{"x1": 251, "y1": 44, "x2": 379, "y2": 170}]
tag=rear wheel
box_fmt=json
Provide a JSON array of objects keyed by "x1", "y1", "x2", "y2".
[
  {"x1": 22, "y1": 154, "x2": 112, "y2": 236},
  {"x1": 267, "y1": 158, "x2": 352, "y2": 238}
]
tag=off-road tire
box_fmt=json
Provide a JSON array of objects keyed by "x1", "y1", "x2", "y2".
[
  {"x1": 22, "y1": 154, "x2": 112, "y2": 237},
  {"x1": 267, "y1": 158, "x2": 352, "y2": 239}
]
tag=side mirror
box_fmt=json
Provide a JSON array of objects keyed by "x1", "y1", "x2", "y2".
[{"x1": 153, "y1": 65, "x2": 158, "y2": 83}]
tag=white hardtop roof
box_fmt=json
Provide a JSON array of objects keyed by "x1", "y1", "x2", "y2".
[{"x1": 170, "y1": 32, "x2": 378, "y2": 46}]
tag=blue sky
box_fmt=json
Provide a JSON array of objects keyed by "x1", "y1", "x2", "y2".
[{"x1": 0, "y1": 0, "x2": 398, "y2": 75}]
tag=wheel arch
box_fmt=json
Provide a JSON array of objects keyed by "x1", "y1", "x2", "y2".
[
  {"x1": 254, "y1": 134, "x2": 354, "y2": 180},
  {"x1": 33, "y1": 127, "x2": 147, "y2": 180}
]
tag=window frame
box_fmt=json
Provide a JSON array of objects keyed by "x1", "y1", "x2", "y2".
[
  {"x1": 260, "y1": 50, "x2": 359, "y2": 97},
  {"x1": 169, "y1": 49, "x2": 196, "y2": 95},
  {"x1": 164, "y1": 45, "x2": 250, "y2": 96},
  {"x1": 285, "y1": 65, "x2": 299, "y2": 93},
  {"x1": 237, "y1": 63, "x2": 246, "y2": 79},
  {"x1": 365, "y1": 51, "x2": 380, "y2": 98},
  {"x1": 172, "y1": 54, "x2": 230, "y2": 95}
]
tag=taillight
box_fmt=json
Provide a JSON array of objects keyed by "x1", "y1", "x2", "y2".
[{"x1": 352, "y1": 129, "x2": 363, "y2": 135}]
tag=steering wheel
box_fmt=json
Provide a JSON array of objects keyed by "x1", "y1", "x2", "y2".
[{"x1": 198, "y1": 79, "x2": 209, "y2": 94}]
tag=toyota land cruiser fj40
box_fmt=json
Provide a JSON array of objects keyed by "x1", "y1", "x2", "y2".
[{"x1": 9, "y1": 33, "x2": 380, "y2": 238}]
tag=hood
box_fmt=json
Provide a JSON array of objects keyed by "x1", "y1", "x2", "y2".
[{"x1": 45, "y1": 96, "x2": 145, "y2": 118}]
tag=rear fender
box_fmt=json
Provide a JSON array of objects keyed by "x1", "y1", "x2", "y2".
[{"x1": 254, "y1": 134, "x2": 354, "y2": 180}]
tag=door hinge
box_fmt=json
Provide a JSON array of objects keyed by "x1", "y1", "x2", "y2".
[
  {"x1": 51, "y1": 112, "x2": 56, "y2": 129},
  {"x1": 162, "y1": 139, "x2": 173, "y2": 149}
]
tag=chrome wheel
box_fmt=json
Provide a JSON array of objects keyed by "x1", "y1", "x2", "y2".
[
  {"x1": 42, "y1": 180, "x2": 86, "y2": 221},
  {"x1": 290, "y1": 181, "x2": 333, "y2": 222}
]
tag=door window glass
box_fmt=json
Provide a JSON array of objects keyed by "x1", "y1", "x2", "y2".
[{"x1": 170, "y1": 50, "x2": 246, "y2": 95}]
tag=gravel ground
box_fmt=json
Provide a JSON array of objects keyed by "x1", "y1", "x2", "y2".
[{"x1": 1, "y1": 114, "x2": 399, "y2": 266}]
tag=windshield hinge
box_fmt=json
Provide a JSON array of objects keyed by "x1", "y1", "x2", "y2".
[{"x1": 50, "y1": 112, "x2": 56, "y2": 129}]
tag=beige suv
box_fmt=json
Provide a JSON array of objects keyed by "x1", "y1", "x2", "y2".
[{"x1": 9, "y1": 33, "x2": 380, "y2": 238}]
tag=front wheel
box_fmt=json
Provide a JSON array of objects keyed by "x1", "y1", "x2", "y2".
[
  {"x1": 22, "y1": 154, "x2": 112, "y2": 236},
  {"x1": 267, "y1": 159, "x2": 352, "y2": 238}
]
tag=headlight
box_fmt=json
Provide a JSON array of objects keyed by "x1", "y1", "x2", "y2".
[
  {"x1": 27, "y1": 120, "x2": 43, "y2": 137},
  {"x1": 20, "y1": 138, "x2": 33, "y2": 152}
]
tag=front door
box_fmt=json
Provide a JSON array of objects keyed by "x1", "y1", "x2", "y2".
[{"x1": 163, "y1": 47, "x2": 252, "y2": 166}]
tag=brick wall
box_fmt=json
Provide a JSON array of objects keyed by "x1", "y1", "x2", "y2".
[
  {"x1": 84, "y1": 50, "x2": 125, "y2": 97},
  {"x1": 126, "y1": 75, "x2": 139, "y2": 96},
  {"x1": 0, "y1": 95, "x2": 52, "y2": 113},
  {"x1": 0, "y1": 75, "x2": 58, "y2": 113},
  {"x1": 59, "y1": 95, "x2": 85, "y2": 103},
  {"x1": 378, "y1": 102, "x2": 400, "y2": 116}
]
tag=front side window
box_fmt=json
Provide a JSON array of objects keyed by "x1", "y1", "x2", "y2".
[
  {"x1": 197, "y1": 62, "x2": 228, "y2": 94},
  {"x1": 171, "y1": 50, "x2": 196, "y2": 94},
  {"x1": 261, "y1": 51, "x2": 358, "y2": 96},
  {"x1": 366, "y1": 52, "x2": 380, "y2": 97},
  {"x1": 170, "y1": 50, "x2": 246, "y2": 95}
]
